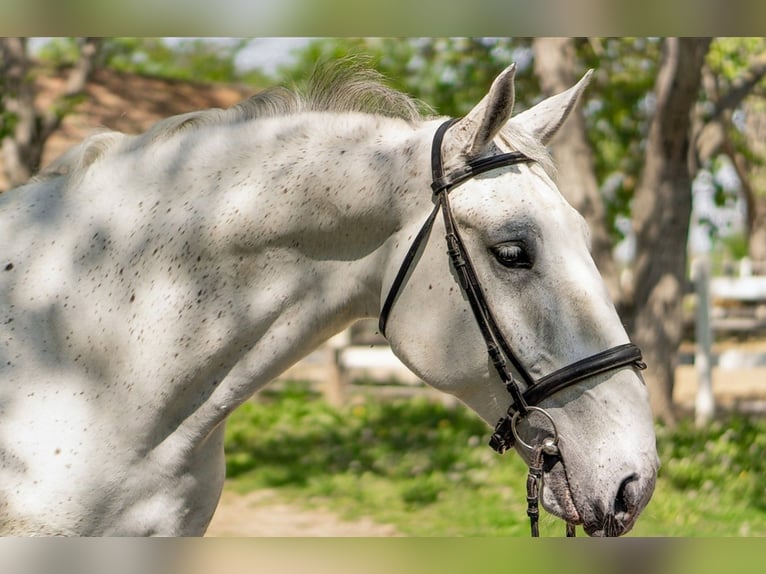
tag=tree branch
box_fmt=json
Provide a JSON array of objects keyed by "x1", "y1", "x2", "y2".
[
  {"x1": 1, "y1": 37, "x2": 102, "y2": 187},
  {"x1": 712, "y1": 52, "x2": 766, "y2": 120},
  {"x1": 695, "y1": 50, "x2": 766, "y2": 166},
  {"x1": 40, "y1": 37, "x2": 103, "y2": 141}
]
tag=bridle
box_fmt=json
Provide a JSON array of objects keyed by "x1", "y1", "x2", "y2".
[{"x1": 378, "y1": 118, "x2": 647, "y2": 536}]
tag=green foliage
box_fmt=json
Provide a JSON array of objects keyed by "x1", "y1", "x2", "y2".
[
  {"x1": 0, "y1": 104, "x2": 13, "y2": 140},
  {"x1": 224, "y1": 382, "x2": 766, "y2": 536},
  {"x1": 280, "y1": 38, "x2": 538, "y2": 119},
  {"x1": 36, "y1": 37, "x2": 279, "y2": 88},
  {"x1": 34, "y1": 37, "x2": 82, "y2": 68},
  {"x1": 98, "y1": 38, "x2": 246, "y2": 83},
  {"x1": 707, "y1": 230, "x2": 749, "y2": 275},
  {"x1": 708, "y1": 38, "x2": 766, "y2": 86},
  {"x1": 577, "y1": 38, "x2": 661, "y2": 242},
  {"x1": 720, "y1": 231, "x2": 749, "y2": 262},
  {"x1": 656, "y1": 416, "x2": 766, "y2": 510},
  {"x1": 706, "y1": 38, "x2": 766, "y2": 186}
]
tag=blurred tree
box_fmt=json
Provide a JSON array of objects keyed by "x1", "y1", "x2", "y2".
[
  {"x1": 697, "y1": 38, "x2": 766, "y2": 268},
  {"x1": 0, "y1": 37, "x2": 273, "y2": 190},
  {"x1": 737, "y1": 98, "x2": 766, "y2": 266},
  {"x1": 576, "y1": 38, "x2": 661, "y2": 247},
  {"x1": 0, "y1": 37, "x2": 102, "y2": 188},
  {"x1": 572, "y1": 37, "x2": 766, "y2": 421},
  {"x1": 532, "y1": 37, "x2": 620, "y2": 300},
  {"x1": 630, "y1": 38, "x2": 712, "y2": 424},
  {"x1": 98, "y1": 38, "x2": 271, "y2": 85}
]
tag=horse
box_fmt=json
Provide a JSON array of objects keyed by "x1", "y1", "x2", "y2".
[{"x1": 0, "y1": 60, "x2": 658, "y2": 536}]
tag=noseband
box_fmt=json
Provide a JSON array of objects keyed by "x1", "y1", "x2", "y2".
[{"x1": 378, "y1": 118, "x2": 646, "y2": 536}]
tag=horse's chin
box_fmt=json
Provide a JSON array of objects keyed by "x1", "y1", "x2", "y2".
[{"x1": 540, "y1": 459, "x2": 643, "y2": 537}]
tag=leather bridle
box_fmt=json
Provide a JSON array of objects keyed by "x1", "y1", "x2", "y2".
[{"x1": 378, "y1": 118, "x2": 646, "y2": 535}]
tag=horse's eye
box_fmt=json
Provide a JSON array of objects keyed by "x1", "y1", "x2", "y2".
[{"x1": 491, "y1": 242, "x2": 532, "y2": 269}]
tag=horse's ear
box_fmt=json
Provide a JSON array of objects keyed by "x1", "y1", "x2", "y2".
[
  {"x1": 447, "y1": 64, "x2": 517, "y2": 158},
  {"x1": 507, "y1": 69, "x2": 593, "y2": 145}
]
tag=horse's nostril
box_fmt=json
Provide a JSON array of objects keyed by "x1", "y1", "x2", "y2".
[
  {"x1": 584, "y1": 474, "x2": 646, "y2": 536},
  {"x1": 614, "y1": 473, "x2": 640, "y2": 515}
]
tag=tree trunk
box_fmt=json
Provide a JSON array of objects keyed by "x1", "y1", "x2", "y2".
[
  {"x1": 1, "y1": 37, "x2": 102, "y2": 189},
  {"x1": 725, "y1": 134, "x2": 766, "y2": 270},
  {"x1": 746, "y1": 192, "x2": 766, "y2": 266},
  {"x1": 1, "y1": 38, "x2": 38, "y2": 186},
  {"x1": 532, "y1": 37, "x2": 621, "y2": 301},
  {"x1": 741, "y1": 98, "x2": 766, "y2": 269},
  {"x1": 630, "y1": 38, "x2": 712, "y2": 425}
]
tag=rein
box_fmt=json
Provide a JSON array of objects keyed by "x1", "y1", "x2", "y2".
[{"x1": 378, "y1": 118, "x2": 647, "y2": 537}]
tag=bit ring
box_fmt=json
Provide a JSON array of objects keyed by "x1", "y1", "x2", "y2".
[{"x1": 511, "y1": 406, "x2": 560, "y2": 454}]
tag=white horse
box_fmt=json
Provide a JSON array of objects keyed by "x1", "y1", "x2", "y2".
[{"x1": 0, "y1": 61, "x2": 658, "y2": 536}]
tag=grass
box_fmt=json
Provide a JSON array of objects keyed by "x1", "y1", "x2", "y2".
[
  {"x1": 635, "y1": 415, "x2": 766, "y2": 536},
  {"x1": 223, "y1": 381, "x2": 766, "y2": 536}
]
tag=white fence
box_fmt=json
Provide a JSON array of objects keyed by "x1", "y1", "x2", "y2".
[
  {"x1": 277, "y1": 320, "x2": 428, "y2": 406},
  {"x1": 692, "y1": 256, "x2": 766, "y2": 425}
]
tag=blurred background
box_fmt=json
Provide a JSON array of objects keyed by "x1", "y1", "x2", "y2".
[{"x1": 2, "y1": 36, "x2": 766, "y2": 539}]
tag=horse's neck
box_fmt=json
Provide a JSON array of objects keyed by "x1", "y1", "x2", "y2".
[
  {"x1": 126, "y1": 113, "x2": 432, "y2": 428},
  {"x1": 1, "y1": 113, "x2": 434, "y2": 463},
  {"x1": 200, "y1": 113, "x2": 427, "y2": 314}
]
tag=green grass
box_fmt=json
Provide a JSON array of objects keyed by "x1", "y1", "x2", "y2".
[
  {"x1": 632, "y1": 416, "x2": 766, "y2": 536},
  {"x1": 223, "y1": 381, "x2": 766, "y2": 536}
]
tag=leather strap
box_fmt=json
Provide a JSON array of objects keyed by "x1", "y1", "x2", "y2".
[
  {"x1": 378, "y1": 203, "x2": 440, "y2": 335},
  {"x1": 524, "y1": 343, "x2": 645, "y2": 406}
]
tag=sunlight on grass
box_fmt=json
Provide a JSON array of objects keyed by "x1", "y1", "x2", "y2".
[{"x1": 224, "y1": 381, "x2": 766, "y2": 537}]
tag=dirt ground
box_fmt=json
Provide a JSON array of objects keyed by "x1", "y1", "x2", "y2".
[
  {"x1": 206, "y1": 360, "x2": 766, "y2": 537},
  {"x1": 205, "y1": 489, "x2": 399, "y2": 537}
]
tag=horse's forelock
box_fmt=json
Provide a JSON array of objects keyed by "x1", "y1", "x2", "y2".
[{"x1": 497, "y1": 122, "x2": 556, "y2": 178}]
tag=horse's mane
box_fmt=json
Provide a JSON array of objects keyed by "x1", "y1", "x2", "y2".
[
  {"x1": 134, "y1": 58, "x2": 429, "y2": 144},
  {"x1": 34, "y1": 58, "x2": 552, "y2": 181},
  {"x1": 32, "y1": 59, "x2": 428, "y2": 182}
]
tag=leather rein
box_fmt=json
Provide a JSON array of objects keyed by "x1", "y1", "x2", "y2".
[{"x1": 378, "y1": 118, "x2": 646, "y2": 536}]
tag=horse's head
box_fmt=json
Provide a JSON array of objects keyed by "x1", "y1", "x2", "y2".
[{"x1": 381, "y1": 65, "x2": 658, "y2": 536}]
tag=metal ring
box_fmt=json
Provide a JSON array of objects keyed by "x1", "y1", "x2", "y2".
[{"x1": 511, "y1": 406, "x2": 560, "y2": 453}]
